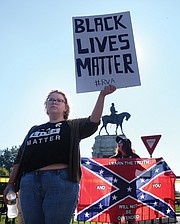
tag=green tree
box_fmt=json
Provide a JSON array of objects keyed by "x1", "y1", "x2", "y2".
[
  {"x1": 0, "y1": 167, "x2": 9, "y2": 176},
  {"x1": 0, "y1": 146, "x2": 19, "y2": 173}
]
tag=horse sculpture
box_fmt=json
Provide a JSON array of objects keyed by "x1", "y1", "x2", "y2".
[{"x1": 99, "y1": 112, "x2": 131, "y2": 135}]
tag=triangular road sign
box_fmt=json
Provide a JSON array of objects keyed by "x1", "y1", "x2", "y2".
[{"x1": 141, "y1": 135, "x2": 161, "y2": 156}]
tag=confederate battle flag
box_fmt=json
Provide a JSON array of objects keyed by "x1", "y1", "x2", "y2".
[{"x1": 76, "y1": 157, "x2": 176, "y2": 223}]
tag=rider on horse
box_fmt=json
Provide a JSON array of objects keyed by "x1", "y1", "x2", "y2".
[{"x1": 110, "y1": 103, "x2": 118, "y2": 123}]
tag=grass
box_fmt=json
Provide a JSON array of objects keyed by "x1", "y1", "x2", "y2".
[
  {"x1": 0, "y1": 216, "x2": 105, "y2": 224},
  {"x1": 176, "y1": 205, "x2": 180, "y2": 213},
  {"x1": 0, "y1": 216, "x2": 17, "y2": 224},
  {"x1": 1, "y1": 206, "x2": 180, "y2": 224}
]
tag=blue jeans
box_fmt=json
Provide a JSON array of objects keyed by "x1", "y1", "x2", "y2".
[{"x1": 20, "y1": 168, "x2": 79, "y2": 224}]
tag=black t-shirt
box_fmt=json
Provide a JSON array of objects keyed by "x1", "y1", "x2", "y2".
[{"x1": 22, "y1": 121, "x2": 70, "y2": 172}]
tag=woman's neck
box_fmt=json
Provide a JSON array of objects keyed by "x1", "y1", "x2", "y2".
[{"x1": 49, "y1": 115, "x2": 65, "y2": 123}]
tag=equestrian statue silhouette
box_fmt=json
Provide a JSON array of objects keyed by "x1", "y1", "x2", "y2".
[{"x1": 99, "y1": 112, "x2": 131, "y2": 135}]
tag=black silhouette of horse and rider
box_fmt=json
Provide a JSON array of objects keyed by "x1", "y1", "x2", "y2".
[{"x1": 99, "y1": 103, "x2": 131, "y2": 135}]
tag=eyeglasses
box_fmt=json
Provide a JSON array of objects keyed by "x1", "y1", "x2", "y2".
[{"x1": 47, "y1": 98, "x2": 65, "y2": 104}]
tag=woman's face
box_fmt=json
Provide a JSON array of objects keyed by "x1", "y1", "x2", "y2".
[
  {"x1": 46, "y1": 92, "x2": 67, "y2": 119},
  {"x1": 117, "y1": 140, "x2": 126, "y2": 155}
]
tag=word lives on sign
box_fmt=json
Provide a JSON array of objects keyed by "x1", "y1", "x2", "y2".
[{"x1": 72, "y1": 11, "x2": 141, "y2": 93}]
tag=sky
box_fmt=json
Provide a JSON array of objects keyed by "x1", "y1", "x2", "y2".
[{"x1": 0, "y1": 0, "x2": 180, "y2": 177}]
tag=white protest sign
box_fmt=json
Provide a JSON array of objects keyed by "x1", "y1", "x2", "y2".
[{"x1": 72, "y1": 11, "x2": 141, "y2": 93}]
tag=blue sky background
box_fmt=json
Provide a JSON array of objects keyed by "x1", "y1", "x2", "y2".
[{"x1": 0, "y1": 0, "x2": 179, "y2": 176}]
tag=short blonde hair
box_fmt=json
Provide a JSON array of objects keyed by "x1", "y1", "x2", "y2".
[{"x1": 44, "y1": 90, "x2": 70, "y2": 120}]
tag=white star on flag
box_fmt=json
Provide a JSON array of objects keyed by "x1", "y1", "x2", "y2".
[
  {"x1": 140, "y1": 178, "x2": 145, "y2": 183},
  {"x1": 85, "y1": 212, "x2": 89, "y2": 217},
  {"x1": 99, "y1": 169, "x2": 104, "y2": 175},
  {"x1": 112, "y1": 195, "x2": 117, "y2": 200},
  {"x1": 166, "y1": 208, "x2": 171, "y2": 214},
  {"x1": 154, "y1": 201, "x2": 158, "y2": 206},
  {"x1": 85, "y1": 161, "x2": 91, "y2": 165},
  {"x1": 140, "y1": 194, "x2": 145, "y2": 199},
  {"x1": 99, "y1": 203, "x2": 103, "y2": 209},
  {"x1": 127, "y1": 186, "x2": 132, "y2": 192},
  {"x1": 113, "y1": 178, "x2": 118, "y2": 183}
]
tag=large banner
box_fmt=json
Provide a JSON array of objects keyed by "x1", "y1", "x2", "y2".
[
  {"x1": 72, "y1": 11, "x2": 141, "y2": 93},
  {"x1": 77, "y1": 158, "x2": 176, "y2": 223}
]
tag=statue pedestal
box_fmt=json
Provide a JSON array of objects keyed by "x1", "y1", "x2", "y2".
[{"x1": 92, "y1": 135, "x2": 117, "y2": 158}]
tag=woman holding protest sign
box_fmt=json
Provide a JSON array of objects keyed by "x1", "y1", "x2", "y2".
[{"x1": 3, "y1": 84, "x2": 116, "y2": 224}]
